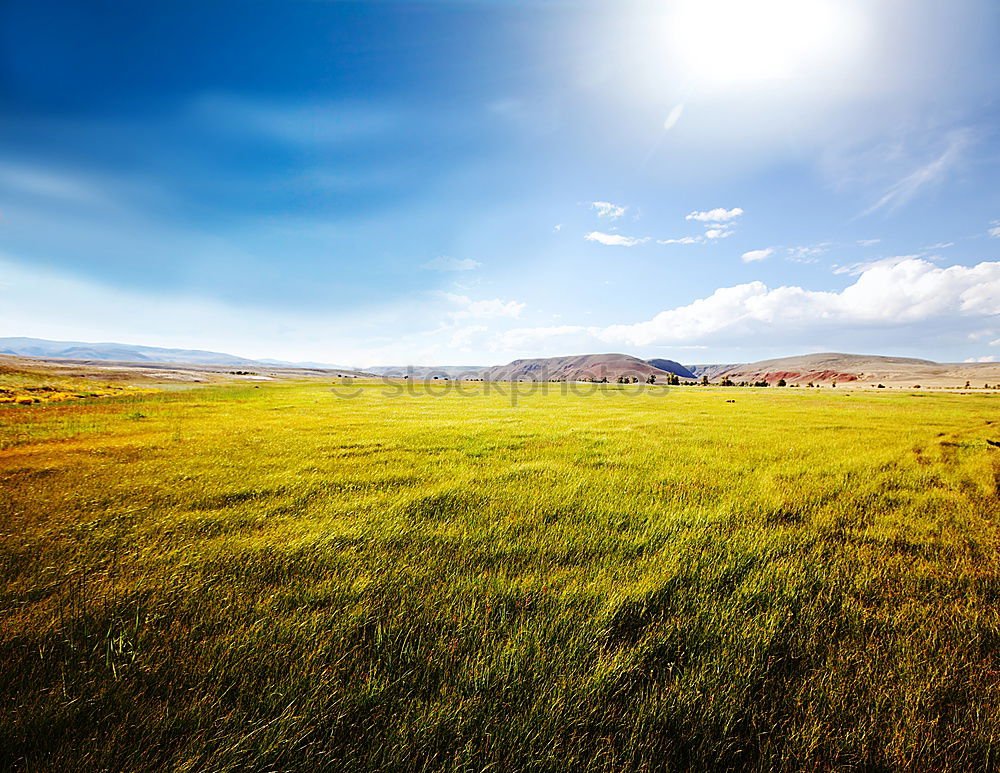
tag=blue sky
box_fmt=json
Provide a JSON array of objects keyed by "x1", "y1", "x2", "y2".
[{"x1": 1, "y1": 0, "x2": 999, "y2": 366}]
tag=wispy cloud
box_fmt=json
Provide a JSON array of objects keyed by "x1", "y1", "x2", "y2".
[
  {"x1": 0, "y1": 160, "x2": 167, "y2": 214},
  {"x1": 657, "y1": 236, "x2": 702, "y2": 245},
  {"x1": 0, "y1": 163, "x2": 110, "y2": 206},
  {"x1": 741, "y1": 248, "x2": 774, "y2": 262},
  {"x1": 863, "y1": 130, "x2": 970, "y2": 216},
  {"x1": 686, "y1": 207, "x2": 743, "y2": 222},
  {"x1": 421, "y1": 256, "x2": 482, "y2": 271},
  {"x1": 832, "y1": 254, "x2": 925, "y2": 276},
  {"x1": 591, "y1": 201, "x2": 626, "y2": 219},
  {"x1": 857, "y1": 238, "x2": 881, "y2": 247},
  {"x1": 194, "y1": 95, "x2": 398, "y2": 146},
  {"x1": 585, "y1": 231, "x2": 648, "y2": 247},
  {"x1": 989, "y1": 221, "x2": 1000, "y2": 238},
  {"x1": 785, "y1": 244, "x2": 829, "y2": 263}
]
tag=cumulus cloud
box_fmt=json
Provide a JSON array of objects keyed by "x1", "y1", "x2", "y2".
[
  {"x1": 441, "y1": 292, "x2": 525, "y2": 320},
  {"x1": 421, "y1": 256, "x2": 482, "y2": 271},
  {"x1": 686, "y1": 207, "x2": 743, "y2": 222},
  {"x1": 741, "y1": 248, "x2": 774, "y2": 262},
  {"x1": 495, "y1": 259, "x2": 1000, "y2": 351},
  {"x1": 592, "y1": 201, "x2": 626, "y2": 219},
  {"x1": 704, "y1": 228, "x2": 734, "y2": 240},
  {"x1": 585, "y1": 231, "x2": 648, "y2": 247},
  {"x1": 964, "y1": 356, "x2": 996, "y2": 362}
]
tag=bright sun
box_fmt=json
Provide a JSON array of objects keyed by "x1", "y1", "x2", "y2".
[{"x1": 662, "y1": 0, "x2": 864, "y2": 92}]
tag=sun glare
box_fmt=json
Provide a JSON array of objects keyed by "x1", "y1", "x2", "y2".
[{"x1": 663, "y1": 0, "x2": 863, "y2": 91}]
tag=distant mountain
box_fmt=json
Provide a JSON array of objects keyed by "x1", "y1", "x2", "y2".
[
  {"x1": 0, "y1": 337, "x2": 286, "y2": 367},
  {"x1": 687, "y1": 363, "x2": 742, "y2": 380},
  {"x1": 702, "y1": 352, "x2": 1000, "y2": 386},
  {"x1": 645, "y1": 358, "x2": 696, "y2": 379},
  {"x1": 256, "y1": 358, "x2": 348, "y2": 369},
  {"x1": 7, "y1": 339, "x2": 996, "y2": 387},
  {"x1": 365, "y1": 365, "x2": 489, "y2": 379},
  {"x1": 483, "y1": 353, "x2": 680, "y2": 382},
  {"x1": 479, "y1": 351, "x2": 1000, "y2": 387}
]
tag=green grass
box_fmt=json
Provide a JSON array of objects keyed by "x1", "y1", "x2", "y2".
[{"x1": 2, "y1": 380, "x2": 999, "y2": 771}]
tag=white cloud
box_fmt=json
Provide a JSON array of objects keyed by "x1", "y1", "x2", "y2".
[
  {"x1": 421, "y1": 256, "x2": 482, "y2": 271},
  {"x1": 585, "y1": 231, "x2": 648, "y2": 247},
  {"x1": 857, "y1": 238, "x2": 881, "y2": 247},
  {"x1": 965, "y1": 356, "x2": 996, "y2": 363},
  {"x1": 553, "y1": 224, "x2": 562, "y2": 232},
  {"x1": 657, "y1": 236, "x2": 702, "y2": 245},
  {"x1": 686, "y1": 207, "x2": 743, "y2": 222},
  {"x1": 924, "y1": 241, "x2": 955, "y2": 249},
  {"x1": 742, "y1": 248, "x2": 774, "y2": 262},
  {"x1": 449, "y1": 325, "x2": 489, "y2": 348},
  {"x1": 991, "y1": 339, "x2": 1000, "y2": 347},
  {"x1": 592, "y1": 201, "x2": 626, "y2": 219},
  {"x1": 989, "y1": 221, "x2": 1000, "y2": 238},
  {"x1": 832, "y1": 254, "x2": 923, "y2": 276},
  {"x1": 679, "y1": 207, "x2": 743, "y2": 241},
  {"x1": 441, "y1": 293, "x2": 525, "y2": 320},
  {"x1": 496, "y1": 259, "x2": 1000, "y2": 352}
]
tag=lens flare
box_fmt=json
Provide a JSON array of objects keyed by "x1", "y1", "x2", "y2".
[{"x1": 662, "y1": 0, "x2": 864, "y2": 92}]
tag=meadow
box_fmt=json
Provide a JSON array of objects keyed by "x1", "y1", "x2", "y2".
[{"x1": 2, "y1": 379, "x2": 999, "y2": 771}]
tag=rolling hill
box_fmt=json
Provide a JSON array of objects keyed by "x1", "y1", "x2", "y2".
[
  {"x1": 5, "y1": 338, "x2": 998, "y2": 388},
  {"x1": 645, "y1": 358, "x2": 697, "y2": 379},
  {"x1": 482, "y1": 353, "x2": 678, "y2": 382},
  {"x1": 701, "y1": 352, "x2": 1000, "y2": 387}
]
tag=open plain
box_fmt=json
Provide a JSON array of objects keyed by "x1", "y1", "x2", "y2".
[{"x1": 2, "y1": 374, "x2": 999, "y2": 771}]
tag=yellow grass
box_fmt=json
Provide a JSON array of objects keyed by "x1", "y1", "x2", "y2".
[{"x1": 1, "y1": 380, "x2": 999, "y2": 770}]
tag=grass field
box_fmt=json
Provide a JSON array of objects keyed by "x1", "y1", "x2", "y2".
[
  {"x1": 0, "y1": 361, "x2": 155, "y2": 406},
  {"x1": 2, "y1": 379, "x2": 1000, "y2": 771}
]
